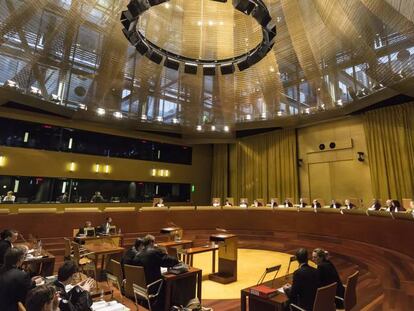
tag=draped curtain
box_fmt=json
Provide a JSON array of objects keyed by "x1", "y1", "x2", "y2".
[
  {"x1": 363, "y1": 103, "x2": 414, "y2": 201},
  {"x1": 211, "y1": 144, "x2": 228, "y2": 201},
  {"x1": 212, "y1": 129, "x2": 298, "y2": 203}
]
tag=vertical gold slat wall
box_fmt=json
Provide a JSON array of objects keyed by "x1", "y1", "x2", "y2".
[
  {"x1": 211, "y1": 144, "x2": 228, "y2": 201},
  {"x1": 364, "y1": 103, "x2": 414, "y2": 201},
  {"x1": 212, "y1": 129, "x2": 298, "y2": 204}
]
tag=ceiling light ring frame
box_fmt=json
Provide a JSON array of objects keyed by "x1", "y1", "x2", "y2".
[{"x1": 121, "y1": 0, "x2": 277, "y2": 74}]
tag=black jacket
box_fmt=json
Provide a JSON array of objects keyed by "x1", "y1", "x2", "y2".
[
  {"x1": 330, "y1": 203, "x2": 341, "y2": 209},
  {"x1": 312, "y1": 202, "x2": 322, "y2": 208},
  {"x1": 286, "y1": 263, "x2": 319, "y2": 311},
  {"x1": 0, "y1": 239, "x2": 11, "y2": 265},
  {"x1": 0, "y1": 267, "x2": 34, "y2": 311},
  {"x1": 135, "y1": 246, "x2": 179, "y2": 286},
  {"x1": 317, "y1": 260, "x2": 345, "y2": 298},
  {"x1": 53, "y1": 280, "x2": 92, "y2": 311}
]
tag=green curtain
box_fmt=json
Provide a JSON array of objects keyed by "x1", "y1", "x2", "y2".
[
  {"x1": 211, "y1": 144, "x2": 228, "y2": 201},
  {"x1": 212, "y1": 129, "x2": 298, "y2": 204},
  {"x1": 363, "y1": 103, "x2": 414, "y2": 201}
]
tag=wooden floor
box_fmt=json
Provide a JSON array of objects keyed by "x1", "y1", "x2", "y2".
[{"x1": 48, "y1": 229, "x2": 414, "y2": 310}]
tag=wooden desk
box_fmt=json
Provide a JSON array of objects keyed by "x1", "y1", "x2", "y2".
[
  {"x1": 181, "y1": 245, "x2": 218, "y2": 273},
  {"x1": 209, "y1": 234, "x2": 238, "y2": 284},
  {"x1": 17, "y1": 244, "x2": 55, "y2": 277},
  {"x1": 83, "y1": 243, "x2": 124, "y2": 272},
  {"x1": 241, "y1": 274, "x2": 293, "y2": 311},
  {"x1": 163, "y1": 267, "x2": 202, "y2": 311},
  {"x1": 158, "y1": 239, "x2": 193, "y2": 248},
  {"x1": 76, "y1": 234, "x2": 123, "y2": 247}
]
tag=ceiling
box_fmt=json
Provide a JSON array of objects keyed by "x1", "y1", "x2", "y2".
[{"x1": 0, "y1": 0, "x2": 413, "y2": 136}]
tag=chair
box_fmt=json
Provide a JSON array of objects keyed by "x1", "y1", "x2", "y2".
[
  {"x1": 71, "y1": 241, "x2": 97, "y2": 281},
  {"x1": 106, "y1": 259, "x2": 125, "y2": 301},
  {"x1": 291, "y1": 282, "x2": 337, "y2": 311},
  {"x1": 17, "y1": 302, "x2": 26, "y2": 311},
  {"x1": 240, "y1": 198, "x2": 248, "y2": 206},
  {"x1": 256, "y1": 198, "x2": 265, "y2": 206},
  {"x1": 402, "y1": 198, "x2": 412, "y2": 211},
  {"x1": 125, "y1": 264, "x2": 163, "y2": 311},
  {"x1": 212, "y1": 197, "x2": 221, "y2": 206},
  {"x1": 336, "y1": 271, "x2": 359, "y2": 311}
]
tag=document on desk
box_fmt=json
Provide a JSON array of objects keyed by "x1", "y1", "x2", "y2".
[
  {"x1": 160, "y1": 267, "x2": 168, "y2": 274},
  {"x1": 276, "y1": 286, "x2": 285, "y2": 294},
  {"x1": 92, "y1": 300, "x2": 130, "y2": 311}
]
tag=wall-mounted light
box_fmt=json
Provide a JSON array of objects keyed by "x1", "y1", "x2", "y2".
[
  {"x1": 357, "y1": 152, "x2": 365, "y2": 162},
  {"x1": 150, "y1": 169, "x2": 171, "y2": 178},
  {"x1": 68, "y1": 162, "x2": 76, "y2": 172},
  {"x1": 94, "y1": 164, "x2": 101, "y2": 173},
  {"x1": 104, "y1": 165, "x2": 110, "y2": 174},
  {"x1": 0, "y1": 156, "x2": 6, "y2": 167}
]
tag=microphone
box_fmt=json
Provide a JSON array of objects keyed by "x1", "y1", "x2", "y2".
[
  {"x1": 257, "y1": 264, "x2": 281, "y2": 286},
  {"x1": 285, "y1": 255, "x2": 296, "y2": 279}
]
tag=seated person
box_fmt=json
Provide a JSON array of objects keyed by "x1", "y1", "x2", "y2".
[
  {"x1": 298, "y1": 198, "x2": 307, "y2": 208},
  {"x1": 268, "y1": 198, "x2": 278, "y2": 208},
  {"x1": 312, "y1": 199, "x2": 321, "y2": 209},
  {"x1": 368, "y1": 199, "x2": 381, "y2": 211},
  {"x1": 99, "y1": 217, "x2": 114, "y2": 235},
  {"x1": 25, "y1": 285, "x2": 58, "y2": 311},
  {"x1": 284, "y1": 199, "x2": 293, "y2": 208},
  {"x1": 344, "y1": 199, "x2": 356, "y2": 209},
  {"x1": 411, "y1": 200, "x2": 414, "y2": 214},
  {"x1": 312, "y1": 248, "x2": 345, "y2": 307},
  {"x1": 121, "y1": 238, "x2": 144, "y2": 267},
  {"x1": 388, "y1": 200, "x2": 405, "y2": 212},
  {"x1": 0, "y1": 248, "x2": 40, "y2": 310},
  {"x1": 58, "y1": 192, "x2": 69, "y2": 203},
  {"x1": 251, "y1": 199, "x2": 262, "y2": 207},
  {"x1": 283, "y1": 248, "x2": 319, "y2": 311},
  {"x1": 135, "y1": 235, "x2": 179, "y2": 311},
  {"x1": 224, "y1": 199, "x2": 232, "y2": 207},
  {"x1": 90, "y1": 191, "x2": 104, "y2": 203},
  {"x1": 212, "y1": 199, "x2": 221, "y2": 207},
  {"x1": 155, "y1": 198, "x2": 165, "y2": 207},
  {"x1": 239, "y1": 199, "x2": 248, "y2": 208},
  {"x1": 0, "y1": 229, "x2": 18, "y2": 266},
  {"x1": 3, "y1": 191, "x2": 15, "y2": 203},
  {"x1": 330, "y1": 199, "x2": 341, "y2": 209},
  {"x1": 77, "y1": 221, "x2": 94, "y2": 236},
  {"x1": 53, "y1": 261, "x2": 93, "y2": 311}
]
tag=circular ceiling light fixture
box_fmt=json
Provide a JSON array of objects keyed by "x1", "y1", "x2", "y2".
[{"x1": 121, "y1": 0, "x2": 276, "y2": 75}]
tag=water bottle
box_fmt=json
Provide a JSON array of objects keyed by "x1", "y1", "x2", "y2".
[{"x1": 36, "y1": 240, "x2": 42, "y2": 256}]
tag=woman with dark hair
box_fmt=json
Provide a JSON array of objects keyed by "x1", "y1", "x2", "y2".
[
  {"x1": 25, "y1": 285, "x2": 58, "y2": 311},
  {"x1": 0, "y1": 247, "x2": 38, "y2": 311}
]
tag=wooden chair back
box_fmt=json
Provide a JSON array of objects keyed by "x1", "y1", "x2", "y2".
[
  {"x1": 63, "y1": 237, "x2": 72, "y2": 259},
  {"x1": 212, "y1": 197, "x2": 221, "y2": 205},
  {"x1": 73, "y1": 228, "x2": 79, "y2": 237},
  {"x1": 344, "y1": 271, "x2": 359, "y2": 310},
  {"x1": 106, "y1": 259, "x2": 124, "y2": 300},
  {"x1": 402, "y1": 198, "x2": 412, "y2": 210},
  {"x1": 124, "y1": 264, "x2": 147, "y2": 298},
  {"x1": 313, "y1": 282, "x2": 337, "y2": 311}
]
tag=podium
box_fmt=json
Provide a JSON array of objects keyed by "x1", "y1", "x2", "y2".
[
  {"x1": 208, "y1": 233, "x2": 238, "y2": 284},
  {"x1": 160, "y1": 227, "x2": 183, "y2": 241}
]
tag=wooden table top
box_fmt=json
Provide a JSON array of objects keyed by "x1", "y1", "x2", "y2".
[
  {"x1": 83, "y1": 244, "x2": 124, "y2": 255},
  {"x1": 183, "y1": 245, "x2": 219, "y2": 255},
  {"x1": 241, "y1": 274, "x2": 293, "y2": 304},
  {"x1": 77, "y1": 234, "x2": 123, "y2": 240},
  {"x1": 163, "y1": 267, "x2": 202, "y2": 280},
  {"x1": 158, "y1": 239, "x2": 193, "y2": 247}
]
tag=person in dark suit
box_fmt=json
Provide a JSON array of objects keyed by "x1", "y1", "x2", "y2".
[
  {"x1": 298, "y1": 198, "x2": 307, "y2": 208},
  {"x1": 284, "y1": 199, "x2": 293, "y2": 207},
  {"x1": 312, "y1": 248, "x2": 345, "y2": 306},
  {"x1": 368, "y1": 199, "x2": 381, "y2": 211},
  {"x1": 312, "y1": 199, "x2": 321, "y2": 209},
  {"x1": 77, "y1": 221, "x2": 94, "y2": 236},
  {"x1": 283, "y1": 248, "x2": 319, "y2": 311},
  {"x1": 0, "y1": 229, "x2": 18, "y2": 266},
  {"x1": 90, "y1": 191, "x2": 104, "y2": 203},
  {"x1": 99, "y1": 217, "x2": 113, "y2": 235},
  {"x1": 53, "y1": 261, "x2": 93, "y2": 311},
  {"x1": 344, "y1": 199, "x2": 356, "y2": 209},
  {"x1": 330, "y1": 200, "x2": 341, "y2": 209},
  {"x1": 0, "y1": 247, "x2": 38, "y2": 311},
  {"x1": 389, "y1": 200, "x2": 405, "y2": 212},
  {"x1": 135, "y1": 235, "x2": 179, "y2": 311},
  {"x1": 25, "y1": 285, "x2": 58, "y2": 311},
  {"x1": 121, "y1": 238, "x2": 144, "y2": 267}
]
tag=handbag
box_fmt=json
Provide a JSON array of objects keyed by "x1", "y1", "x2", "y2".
[{"x1": 168, "y1": 262, "x2": 189, "y2": 275}]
